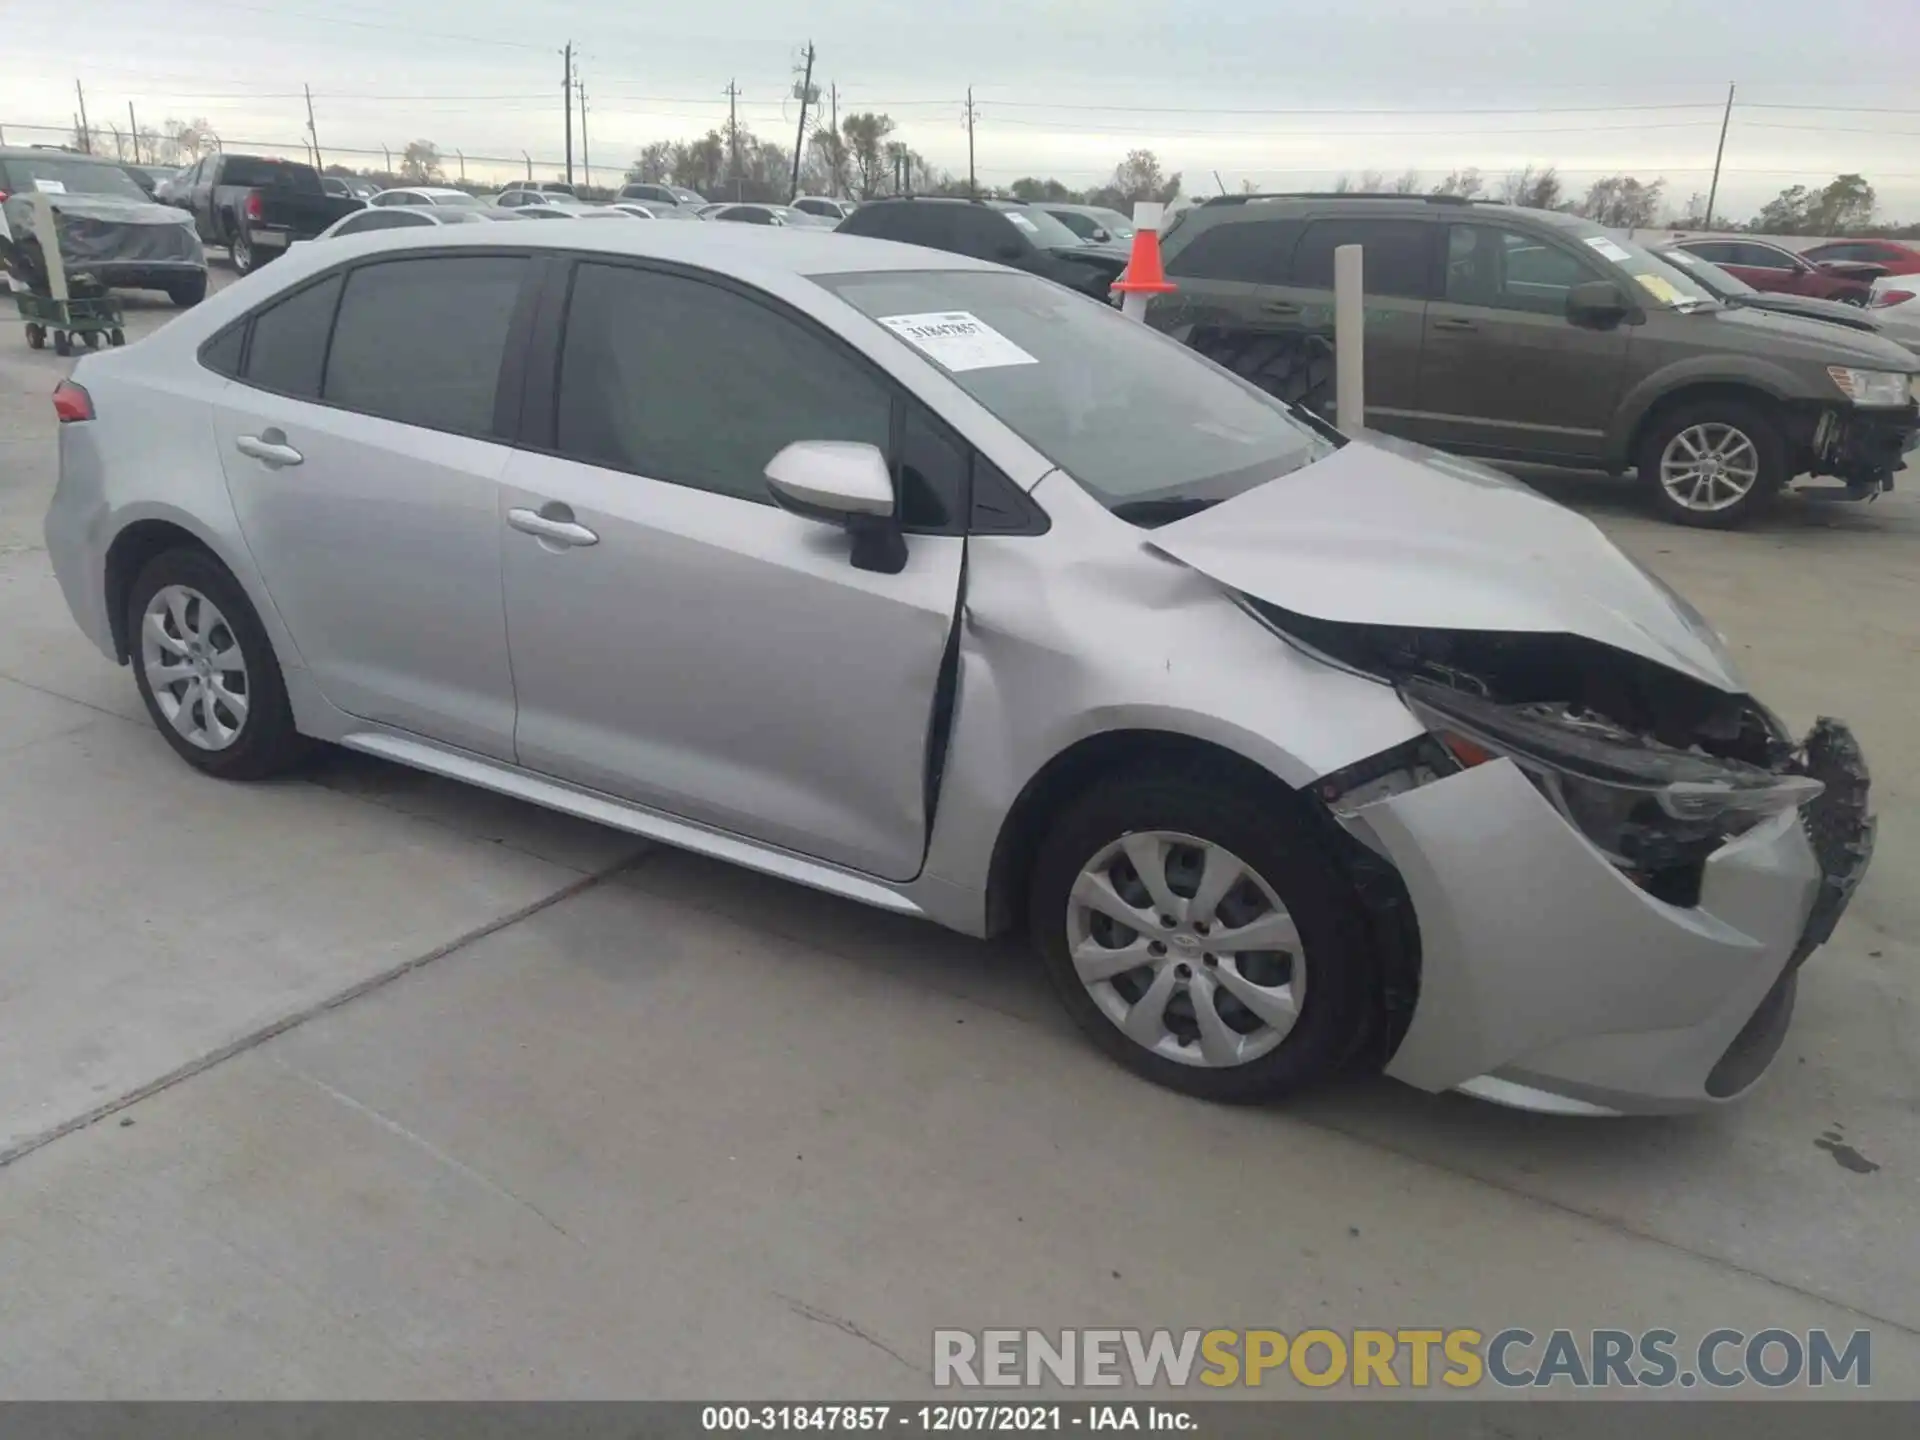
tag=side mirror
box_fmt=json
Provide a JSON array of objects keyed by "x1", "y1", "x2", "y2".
[
  {"x1": 1090, "y1": 226, "x2": 1111, "y2": 243},
  {"x1": 764, "y1": 441, "x2": 906, "y2": 574},
  {"x1": 1566, "y1": 279, "x2": 1634, "y2": 327}
]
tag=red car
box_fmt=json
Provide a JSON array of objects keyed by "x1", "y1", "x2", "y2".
[
  {"x1": 1672, "y1": 238, "x2": 1882, "y2": 305},
  {"x1": 1800, "y1": 237, "x2": 1920, "y2": 277}
]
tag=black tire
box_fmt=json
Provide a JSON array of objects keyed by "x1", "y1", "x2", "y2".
[
  {"x1": 24, "y1": 323, "x2": 44, "y2": 350},
  {"x1": 127, "y1": 547, "x2": 310, "y2": 781},
  {"x1": 228, "y1": 222, "x2": 255, "y2": 275},
  {"x1": 1637, "y1": 397, "x2": 1788, "y2": 529},
  {"x1": 82, "y1": 329, "x2": 100, "y2": 350},
  {"x1": 109, "y1": 328, "x2": 126, "y2": 347},
  {"x1": 53, "y1": 330, "x2": 71, "y2": 357},
  {"x1": 1029, "y1": 763, "x2": 1377, "y2": 1103},
  {"x1": 168, "y1": 273, "x2": 208, "y2": 307}
]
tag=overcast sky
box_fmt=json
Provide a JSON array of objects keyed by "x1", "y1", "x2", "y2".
[{"x1": 8, "y1": 0, "x2": 1920, "y2": 219}]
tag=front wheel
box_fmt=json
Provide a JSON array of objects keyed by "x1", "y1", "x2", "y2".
[
  {"x1": 168, "y1": 274, "x2": 208, "y2": 307},
  {"x1": 1029, "y1": 766, "x2": 1376, "y2": 1103},
  {"x1": 127, "y1": 547, "x2": 310, "y2": 780},
  {"x1": 1638, "y1": 399, "x2": 1787, "y2": 529}
]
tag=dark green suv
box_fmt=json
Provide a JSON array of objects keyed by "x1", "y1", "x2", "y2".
[{"x1": 1146, "y1": 194, "x2": 1920, "y2": 526}]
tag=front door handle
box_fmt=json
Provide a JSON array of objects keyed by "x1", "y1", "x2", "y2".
[
  {"x1": 508, "y1": 504, "x2": 599, "y2": 548},
  {"x1": 1432, "y1": 317, "x2": 1479, "y2": 332},
  {"x1": 234, "y1": 430, "x2": 303, "y2": 468}
]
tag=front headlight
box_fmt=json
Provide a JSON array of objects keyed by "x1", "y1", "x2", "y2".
[
  {"x1": 1401, "y1": 679, "x2": 1822, "y2": 882},
  {"x1": 1826, "y1": 366, "x2": 1912, "y2": 407}
]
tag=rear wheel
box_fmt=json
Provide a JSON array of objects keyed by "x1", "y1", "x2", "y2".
[
  {"x1": 53, "y1": 330, "x2": 71, "y2": 357},
  {"x1": 167, "y1": 273, "x2": 208, "y2": 307},
  {"x1": 1638, "y1": 398, "x2": 1787, "y2": 529},
  {"x1": 1029, "y1": 766, "x2": 1376, "y2": 1103},
  {"x1": 127, "y1": 548, "x2": 309, "y2": 780},
  {"x1": 228, "y1": 223, "x2": 255, "y2": 275},
  {"x1": 24, "y1": 323, "x2": 45, "y2": 350}
]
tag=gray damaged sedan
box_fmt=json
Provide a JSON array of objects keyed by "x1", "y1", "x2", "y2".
[{"x1": 43, "y1": 223, "x2": 1875, "y2": 1116}]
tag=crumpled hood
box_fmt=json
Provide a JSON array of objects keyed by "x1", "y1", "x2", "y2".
[{"x1": 1148, "y1": 432, "x2": 1745, "y2": 692}]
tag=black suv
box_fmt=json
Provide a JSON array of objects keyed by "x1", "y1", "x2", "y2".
[
  {"x1": 1147, "y1": 193, "x2": 1920, "y2": 526},
  {"x1": 836, "y1": 197, "x2": 1128, "y2": 301}
]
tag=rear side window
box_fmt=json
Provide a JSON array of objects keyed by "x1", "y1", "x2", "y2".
[
  {"x1": 1165, "y1": 217, "x2": 1303, "y2": 283},
  {"x1": 322, "y1": 255, "x2": 527, "y2": 438},
  {"x1": 242, "y1": 274, "x2": 343, "y2": 398},
  {"x1": 1292, "y1": 218, "x2": 1436, "y2": 299},
  {"x1": 200, "y1": 323, "x2": 245, "y2": 378},
  {"x1": 223, "y1": 158, "x2": 320, "y2": 192},
  {"x1": 335, "y1": 210, "x2": 427, "y2": 236}
]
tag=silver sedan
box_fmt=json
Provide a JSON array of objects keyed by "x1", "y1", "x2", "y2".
[{"x1": 42, "y1": 223, "x2": 1873, "y2": 1116}]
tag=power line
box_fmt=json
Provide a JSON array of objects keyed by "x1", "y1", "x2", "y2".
[{"x1": 979, "y1": 117, "x2": 1721, "y2": 138}]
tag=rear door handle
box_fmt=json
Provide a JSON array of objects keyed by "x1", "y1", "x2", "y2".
[
  {"x1": 234, "y1": 430, "x2": 303, "y2": 468},
  {"x1": 508, "y1": 505, "x2": 599, "y2": 548},
  {"x1": 1433, "y1": 317, "x2": 1479, "y2": 332}
]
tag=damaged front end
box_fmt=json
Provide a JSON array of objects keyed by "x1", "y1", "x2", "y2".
[
  {"x1": 1800, "y1": 402, "x2": 1917, "y2": 499},
  {"x1": 1268, "y1": 605, "x2": 1876, "y2": 1113}
]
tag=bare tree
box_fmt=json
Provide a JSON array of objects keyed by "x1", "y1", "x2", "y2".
[
  {"x1": 399, "y1": 140, "x2": 443, "y2": 184},
  {"x1": 1356, "y1": 169, "x2": 1387, "y2": 194},
  {"x1": 626, "y1": 142, "x2": 673, "y2": 185},
  {"x1": 1391, "y1": 169, "x2": 1422, "y2": 194},
  {"x1": 1498, "y1": 164, "x2": 1563, "y2": 210},
  {"x1": 1106, "y1": 149, "x2": 1182, "y2": 204},
  {"x1": 1429, "y1": 168, "x2": 1485, "y2": 199},
  {"x1": 839, "y1": 113, "x2": 897, "y2": 199},
  {"x1": 1576, "y1": 174, "x2": 1665, "y2": 229}
]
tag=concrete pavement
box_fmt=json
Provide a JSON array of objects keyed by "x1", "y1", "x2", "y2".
[{"x1": 0, "y1": 271, "x2": 1915, "y2": 1399}]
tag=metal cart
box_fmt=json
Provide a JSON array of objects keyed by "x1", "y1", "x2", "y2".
[{"x1": 15, "y1": 284, "x2": 126, "y2": 356}]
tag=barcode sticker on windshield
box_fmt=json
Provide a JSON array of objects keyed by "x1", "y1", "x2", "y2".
[
  {"x1": 31, "y1": 179, "x2": 67, "y2": 194},
  {"x1": 879, "y1": 311, "x2": 1039, "y2": 372},
  {"x1": 1584, "y1": 236, "x2": 1632, "y2": 263}
]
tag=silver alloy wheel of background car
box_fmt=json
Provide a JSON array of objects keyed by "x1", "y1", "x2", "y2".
[
  {"x1": 230, "y1": 225, "x2": 254, "y2": 274},
  {"x1": 1066, "y1": 830, "x2": 1304, "y2": 1068},
  {"x1": 140, "y1": 585, "x2": 250, "y2": 751},
  {"x1": 1659, "y1": 422, "x2": 1762, "y2": 513}
]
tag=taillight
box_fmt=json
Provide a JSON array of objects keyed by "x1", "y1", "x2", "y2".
[
  {"x1": 0, "y1": 189, "x2": 9, "y2": 203},
  {"x1": 245, "y1": 192, "x2": 263, "y2": 221},
  {"x1": 1871, "y1": 290, "x2": 1914, "y2": 309},
  {"x1": 52, "y1": 380, "x2": 94, "y2": 423}
]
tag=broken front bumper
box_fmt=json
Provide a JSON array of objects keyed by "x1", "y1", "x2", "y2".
[
  {"x1": 1813, "y1": 402, "x2": 1919, "y2": 492},
  {"x1": 1341, "y1": 721, "x2": 1874, "y2": 1115}
]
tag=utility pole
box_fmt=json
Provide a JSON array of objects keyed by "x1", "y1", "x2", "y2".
[
  {"x1": 788, "y1": 41, "x2": 814, "y2": 203},
  {"x1": 382, "y1": 143, "x2": 391, "y2": 175},
  {"x1": 74, "y1": 79, "x2": 91, "y2": 152},
  {"x1": 128, "y1": 102, "x2": 139, "y2": 163},
  {"x1": 725, "y1": 80, "x2": 741, "y2": 199},
  {"x1": 523, "y1": 150, "x2": 533, "y2": 182},
  {"x1": 562, "y1": 41, "x2": 574, "y2": 187},
  {"x1": 457, "y1": 149, "x2": 466, "y2": 183},
  {"x1": 964, "y1": 87, "x2": 977, "y2": 197},
  {"x1": 1703, "y1": 83, "x2": 1735, "y2": 231},
  {"x1": 304, "y1": 84, "x2": 323, "y2": 175},
  {"x1": 576, "y1": 76, "x2": 590, "y2": 189}
]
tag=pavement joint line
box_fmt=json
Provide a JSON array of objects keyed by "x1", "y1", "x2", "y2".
[
  {"x1": 0, "y1": 848, "x2": 656, "y2": 1176},
  {"x1": 0, "y1": 671, "x2": 141, "y2": 727}
]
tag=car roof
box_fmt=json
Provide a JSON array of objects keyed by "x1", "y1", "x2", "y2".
[{"x1": 269, "y1": 213, "x2": 1000, "y2": 281}]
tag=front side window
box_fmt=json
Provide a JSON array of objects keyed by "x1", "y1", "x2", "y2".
[
  {"x1": 1737, "y1": 243, "x2": 1797, "y2": 271},
  {"x1": 556, "y1": 263, "x2": 892, "y2": 505},
  {"x1": 818, "y1": 268, "x2": 1331, "y2": 519},
  {"x1": 1445, "y1": 225, "x2": 1599, "y2": 313},
  {"x1": 321, "y1": 256, "x2": 527, "y2": 437},
  {"x1": 1292, "y1": 218, "x2": 1435, "y2": 299},
  {"x1": 243, "y1": 274, "x2": 343, "y2": 398}
]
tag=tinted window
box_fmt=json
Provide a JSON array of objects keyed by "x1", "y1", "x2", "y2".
[
  {"x1": 556, "y1": 263, "x2": 891, "y2": 505},
  {"x1": 1735, "y1": 243, "x2": 1795, "y2": 270},
  {"x1": 1292, "y1": 218, "x2": 1435, "y2": 298},
  {"x1": 201, "y1": 323, "x2": 244, "y2": 378},
  {"x1": 953, "y1": 207, "x2": 1023, "y2": 261},
  {"x1": 243, "y1": 274, "x2": 343, "y2": 398},
  {"x1": 897, "y1": 406, "x2": 967, "y2": 530},
  {"x1": 1165, "y1": 218, "x2": 1303, "y2": 284},
  {"x1": 1682, "y1": 242, "x2": 1736, "y2": 264},
  {"x1": 1445, "y1": 225, "x2": 1597, "y2": 313},
  {"x1": 322, "y1": 256, "x2": 526, "y2": 437}
]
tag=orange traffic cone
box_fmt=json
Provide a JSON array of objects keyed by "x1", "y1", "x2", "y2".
[{"x1": 1110, "y1": 223, "x2": 1177, "y2": 302}]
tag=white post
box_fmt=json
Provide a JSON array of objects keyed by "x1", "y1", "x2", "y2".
[
  {"x1": 1119, "y1": 200, "x2": 1164, "y2": 323},
  {"x1": 1333, "y1": 242, "x2": 1365, "y2": 432},
  {"x1": 32, "y1": 191, "x2": 69, "y2": 304}
]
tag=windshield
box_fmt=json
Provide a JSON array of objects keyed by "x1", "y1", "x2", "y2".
[
  {"x1": 1656, "y1": 246, "x2": 1753, "y2": 298},
  {"x1": 817, "y1": 269, "x2": 1333, "y2": 518},
  {"x1": 430, "y1": 191, "x2": 486, "y2": 208},
  {"x1": 1090, "y1": 208, "x2": 1135, "y2": 237},
  {"x1": 2, "y1": 155, "x2": 147, "y2": 200},
  {"x1": 1553, "y1": 218, "x2": 1718, "y2": 309},
  {"x1": 991, "y1": 204, "x2": 1087, "y2": 248}
]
